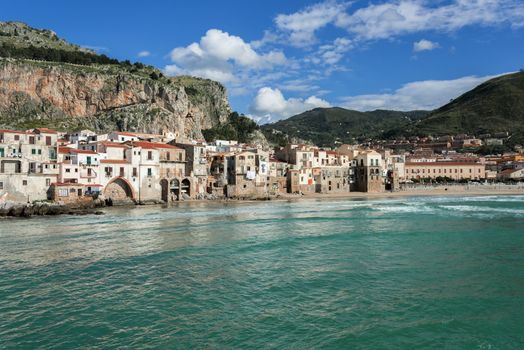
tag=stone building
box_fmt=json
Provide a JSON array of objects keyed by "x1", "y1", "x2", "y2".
[
  {"x1": 314, "y1": 166, "x2": 350, "y2": 194},
  {"x1": 353, "y1": 150, "x2": 384, "y2": 192}
]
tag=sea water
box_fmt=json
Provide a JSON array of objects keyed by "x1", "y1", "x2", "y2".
[{"x1": 1, "y1": 195, "x2": 524, "y2": 349}]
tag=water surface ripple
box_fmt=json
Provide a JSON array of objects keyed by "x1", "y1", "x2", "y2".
[{"x1": 1, "y1": 196, "x2": 524, "y2": 349}]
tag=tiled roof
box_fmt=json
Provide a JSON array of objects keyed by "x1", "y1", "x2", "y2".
[
  {"x1": 33, "y1": 128, "x2": 58, "y2": 134},
  {"x1": 99, "y1": 141, "x2": 130, "y2": 148},
  {"x1": 127, "y1": 141, "x2": 181, "y2": 149},
  {"x1": 0, "y1": 129, "x2": 35, "y2": 135},
  {"x1": 113, "y1": 131, "x2": 138, "y2": 137}
]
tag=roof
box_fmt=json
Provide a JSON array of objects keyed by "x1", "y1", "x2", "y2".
[
  {"x1": 33, "y1": 128, "x2": 58, "y2": 134},
  {"x1": 58, "y1": 147, "x2": 73, "y2": 154},
  {"x1": 405, "y1": 162, "x2": 484, "y2": 166},
  {"x1": 72, "y1": 149, "x2": 97, "y2": 155},
  {"x1": 0, "y1": 129, "x2": 35, "y2": 135},
  {"x1": 99, "y1": 141, "x2": 130, "y2": 148},
  {"x1": 100, "y1": 159, "x2": 130, "y2": 164},
  {"x1": 127, "y1": 141, "x2": 181, "y2": 149},
  {"x1": 112, "y1": 131, "x2": 138, "y2": 137},
  {"x1": 499, "y1": 168, "x2": 524, "y2": 176}
]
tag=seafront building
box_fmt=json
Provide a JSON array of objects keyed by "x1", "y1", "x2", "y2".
[{"x1": 1, "y1": 127, "x2": 523, "y2": 205}]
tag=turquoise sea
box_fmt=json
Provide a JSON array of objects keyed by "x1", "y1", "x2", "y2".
[{"x1": 1, "y1": 195, "x2": 524, "y2": 349}]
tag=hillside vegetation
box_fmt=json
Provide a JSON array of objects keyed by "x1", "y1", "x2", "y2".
[
  {"x1": 263, "y1": 71, "x2": 524, "y2": 147},
  {"x1": 262, "y1": 108, "x2": 429, "y2": 147}
]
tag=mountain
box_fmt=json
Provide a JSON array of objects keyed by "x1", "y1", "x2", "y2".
[
  {"x1": 261, "y1": 108, "x2": 429, "y2": 146},
  {"x1": 263, "y1": 71, "x2": 524, "y2": 147},
  {"x1": 408, "y1": 71, "x2": 524, "y2": 136},
  {"x1": 0, "y1": 21, "x2": 231, "y2": 139}
]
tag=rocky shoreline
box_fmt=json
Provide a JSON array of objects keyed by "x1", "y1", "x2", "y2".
[{"x1": 0, "y1": 199, "x2": 107, "y2": 218}]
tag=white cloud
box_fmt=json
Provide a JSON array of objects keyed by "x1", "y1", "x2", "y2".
[
  {"x1": 340, "y1": 73, "x2": 508, "y2": 111},
  {"x1": 250, "y1": 87, "x2": 331, "y2": 121},
  {"x1": 275, "y1": 1, "x2": 349, "y2": 47},
  {"x1": 413, "y1": 39, "x2": 439, "y2": 52},
  {"x1": 164, "y1": 29, "x2": 286, "y2": 83},
  {"x1": 336, "y1": 0, "x2": 524, "y2": 40},
  {"x1": 137, "y1": 50, "x2": 151, "y2": 57}
]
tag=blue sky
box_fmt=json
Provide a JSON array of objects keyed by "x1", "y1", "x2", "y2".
[{"x1": 3, "y1": 0, "x2": 524, "y2": 122}]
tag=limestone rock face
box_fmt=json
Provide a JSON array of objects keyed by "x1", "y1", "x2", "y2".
[{"x1": 0, "y1": 59, "x2": 231, "y2": 138}]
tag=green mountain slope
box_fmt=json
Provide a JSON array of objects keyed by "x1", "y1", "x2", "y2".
[
  {"x1": 409, "y1": 71, "x2": 524, "y2": 136},
  {"x1": 261, "y1": 108, "x2": 429, "y2": 147},
  {"x1": 262, "y1": 71, "x2": 524, "y2": 147}
]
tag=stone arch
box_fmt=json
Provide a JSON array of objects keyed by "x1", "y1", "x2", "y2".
[
  {"x1": 182, "y1": 178, "x2": 191, "y2": 198},
  {"x1": 104, "y1": 177, "x2": 135, "y2": 204},
  {"x1": 169, "y1": 178, "x2": 180, "y2": 201}
]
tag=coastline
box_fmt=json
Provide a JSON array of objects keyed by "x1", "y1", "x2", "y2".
[{"x1": 3, "y1": 187, "x2": 523, "y2": 218}]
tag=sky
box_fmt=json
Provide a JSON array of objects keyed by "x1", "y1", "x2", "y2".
[{"x1": 3, "y1": 0, "x2": 524, "y2": 123}]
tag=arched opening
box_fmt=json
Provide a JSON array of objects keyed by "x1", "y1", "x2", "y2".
[
  {"x1": 182, "y1": 178, "x2": 191, "y2": 198},
  {"x1": 170, "y1": 179, "x2": 180, "y2": 201},
  {"x1": 104, "y1": 177, "x2": 134, "y2": 205},
  {"x1": 160, "y1": 179, "x2": 169, "y2": 202}
]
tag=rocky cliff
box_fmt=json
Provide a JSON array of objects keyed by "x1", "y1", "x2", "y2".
[{"x1": 0, "y1": 58, "x2": 231, "y2": 139}]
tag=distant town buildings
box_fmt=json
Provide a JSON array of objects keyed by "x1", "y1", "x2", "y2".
[{"x1": 1, "y1": 127, "x2": 523, "y2": 205}]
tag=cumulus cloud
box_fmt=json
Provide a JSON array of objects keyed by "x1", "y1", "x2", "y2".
[
  {"x1": 275, "y1": 0, "x2": 524, "y2": 45},
  {"x1": 413, "y1": 39, "x2": 439, "y2": 52},
  {"x1": 275, "y1": 1, "x2": 349, "y2": 47},
  {"x1": 137, "y1": 50, "x2": 151, "y2": 57},
  {"x1": 340, "y1": 73, "x2": 508, "y2": 111},
  {"x1": 250, "y1": 87, "x2": 331, "y2": 121},
  {"x1": 164, "y1": 29, "x2": 286, "y2": 83},
  {"x1": 336, "y1": 0, "x2": 524, "y2": 40}
]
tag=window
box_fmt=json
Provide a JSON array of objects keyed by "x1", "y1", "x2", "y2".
[
  {"x1": 132, "y1": 167, "x2": 137, "y2": 177},
  {"x1": 119, "y1": 167, "x2": 124, "y2": 177},
  {"x1": 0, "y1": 182, "x2": 3, "y2": 189},
  {"x1": 31, "y1": 149, "x2": 36, "y2": 155},
  {"x1": 66, "y1": 168, "x2": 71, "y2": 173},
  {"x1": 29, "y1": 136, "x2": 35, "y2": 144},
  {"x1": 22, "y1": 180, "x2": 27, "y2": 186},
  {"x1": 38, "y1": 149, "x2": 42, "y2": 155},
  {"x1": 58, "y1": 189, "x2": 68, "y2": 197},
  {"x1": 14, "y1": 135, "x2": 19, "y2": 141},
  {"x1": 46, "y1": 136, "x2": 52, "y2": 145},
  {"x1": 147, "y1": 168, "x2": 152, "y2": 176},
  {"x1": 147, "y1": 151, "x2": 153, "y2": 160}
]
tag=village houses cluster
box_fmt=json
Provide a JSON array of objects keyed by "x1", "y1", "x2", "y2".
[{"x1": 1, "y1": 128, "x2": 523, "y2": 205}]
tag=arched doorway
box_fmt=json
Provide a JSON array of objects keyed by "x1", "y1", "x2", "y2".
[
  {"x1": 181, "y1": 178, "x2": 191, "y2": 198},
  {"x1": 104, "y1": 178, "x2": 134, "y2": 205},
  {"x1": 170, "y1": 179, "x2": 180, "y2": 201},
  {"x1": 160, "y1": 179, "x2": 169, "y2": 202}
]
